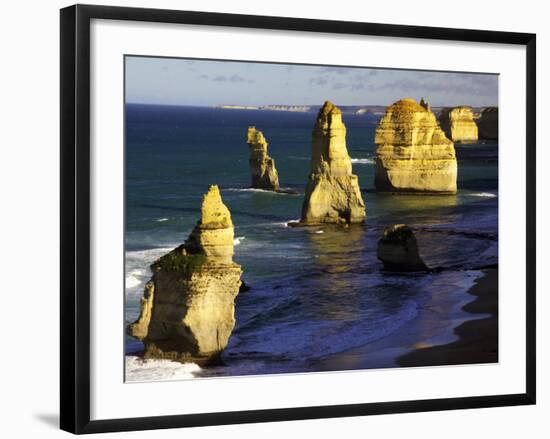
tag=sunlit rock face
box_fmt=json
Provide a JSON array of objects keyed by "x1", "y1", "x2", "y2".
[
  {"x1": 128, "y1": 185, "x2": 242, "y2": 364},
  {"x1": 377, "y1": 224, "x2": 428, "y2": 272},
  {"x1": 374, "y1": 98, "x2": 457, "y2": 194},
  {"x1": 300, "y1": 101, "x2": 366, "y2": 225},
  {"x1": 438, "y1": 106, "x2": 478, "y2": 143},
  {"x1": 247, "y1": 127, "x2": 280, "y2": 191},
  {"x1": 477, "y1": 107, "x2": 499, "y2": 140}
]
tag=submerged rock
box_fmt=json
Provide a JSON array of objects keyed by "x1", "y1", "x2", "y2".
[
  {"x1": 247, "y1": 126, "x2": 279, "y2": 191},
  {"x1": 377, "y1": 224, "x2": 428, "y2": 272},
  {"x1": 438, "y1": 106, "x2": 478, "y2": 143},
  {"x1": 477, "y1": 107, "x2": 498, "y2": 140},
  {"x1": 374, "y1": 98, "x2": 457, "y2": 194},
  {"x1": 128, "y1": 185, "x2": 242, "y2": 364},
  {"x1": 299, "y1": 101, "x2": 366, "y2": 225}
]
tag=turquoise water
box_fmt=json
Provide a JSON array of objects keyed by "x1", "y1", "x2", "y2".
[{"x1": 124, "y1": 104, "x2": 498, "y2": 378}]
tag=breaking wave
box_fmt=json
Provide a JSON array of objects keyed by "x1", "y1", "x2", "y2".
[
  {"x1": 125, "y1": 356, "x2": 201, "y2": 382},
  {"x1": 234, "y1": 236, "x2": 246, "y2": 245}
]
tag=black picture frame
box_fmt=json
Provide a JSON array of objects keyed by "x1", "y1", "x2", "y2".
[{"x1": 60, "y1": 4, "x2": 536, "y2": 434}]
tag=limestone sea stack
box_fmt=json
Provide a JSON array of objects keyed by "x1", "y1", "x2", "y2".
[
  {"x1": 438, "y1": 106, "x2": 478, "y2": 143},
  {"x1": 477, "y1": 107, "x2": 499, "y2": 140},
  {"x1": 299, "y1": 101, "x2": 366, "y2": 225},
  {"x1": 374, "y1": 98, "x2": 457, "y2": 194},
  {"x1": 128, "y1": 185, "x2": 242, "y2": 364},
  {"x1": 377, "y1": 224, "x2": 428, "y2": 272},
  {"x1": 247, "y1": 126, "x2": 279, "y2": 191}
]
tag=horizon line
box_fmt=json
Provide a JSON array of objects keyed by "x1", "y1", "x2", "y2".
[{"x1": 125, "y1": 101, "x2": 499, "y2": 108}]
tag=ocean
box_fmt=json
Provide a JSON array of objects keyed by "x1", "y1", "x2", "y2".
[{"x1": 124, "y1": 104, "x2": 498, "y2": 381}]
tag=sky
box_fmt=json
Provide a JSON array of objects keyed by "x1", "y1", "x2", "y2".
[{"x1": 125, "y1": 56, "x2": 498, "y2": 107}]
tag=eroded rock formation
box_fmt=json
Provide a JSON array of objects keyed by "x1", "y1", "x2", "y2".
[
  {"x1": 420, "y1": 97, "x2": 431, "y2": 111},
  {"x1": 438, "y1": 106, "x2": 478, "y2": 143},
  {"x1": 299, "y1": 101, "x2": 366, "y2": 225},
  {"x1": 128, "y1": 185, "x2": 242, "y2": 364},
  {"x1": 374, "y1": 98, "x2": 457, "y2": 193},
  {"x1": 477, "y1": 107, "x2": 498, "y2": 140},
  {"x1": 247, "y1": 126, "x2": 279, "y2": 191},
  {"x1": 377, "y1": 224, "x2": 428, "y2": 272}
]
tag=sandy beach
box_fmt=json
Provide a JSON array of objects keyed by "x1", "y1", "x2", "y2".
[{"x1": 398, "y1": 268, "x2": 498, "y2": 367}]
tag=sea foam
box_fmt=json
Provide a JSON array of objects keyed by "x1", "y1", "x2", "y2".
[
  {"x1": 470, "y1": 192, "x2": 497, "y2": 198},
  {"x1": 284, "y1": 219, "x2": 300, "y2": 227},
  {"x1": 234, "y1": 236, "x2": 246, "y2": 245},
  {"x1": 125, "y1": 247, "x2": 174, "y2": 297},
  {"x1": 225, "y1": 188, "x2": 276, "y2": 194},
  {"x1": 125, "y1": 356, "x2": 201, "y2": 382},
  {"x1": 350, "y1": 158, "x2": 374, "y2": 164}
]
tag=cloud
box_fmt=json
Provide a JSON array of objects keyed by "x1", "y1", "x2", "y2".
[
  {"x1": 320, "y1": 67, "x2": 349, "y2": 75},
  {"x1": 367, "y1": 72, "x2": 496, "y2": 97},
  {"x1": 309, "y1": 76, "x2": 329, "y2": 86},
  {"x1": 229, "y1": 74, "x2": 255, "y2": 83},
  {"x1": 229, "y1": 74, "x2": 246, "y2": 82},
  {"x1": 213, "y1": 75, "x2": 227, "y2": 82},
  {"x1": 332, "y1": 82, "x2": 348, "y2": 90}
]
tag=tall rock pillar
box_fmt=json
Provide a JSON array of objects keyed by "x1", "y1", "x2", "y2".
[
  {"x1": 300, "y1": 101, "x2": 366, "y2": 224},
  {"x1": 128, "y1": 185, "x2": 242, "y2": 364},
  {"x1": 247, "y1": 126, "x2": 280, "y2": 191}
]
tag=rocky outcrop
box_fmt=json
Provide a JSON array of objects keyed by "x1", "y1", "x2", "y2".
[
  {"x1": 377, "y1": 224, "x2": 428, "y2": 272},
  {"x1": 374, "y1": 98, "x2": 457, "y2": 194},
  {"x1": 438, "y1": 106, "x2": 478, "y2": 143},
  {"x1": 419, "y1": 97, "x2": 431, "y2": 111},
  {"x1": 128, "y1": 185, "x2": 242, "y2": 364},
  {"x1": 247, "y1": 127, "x2": 279, "y2": 191},
  {"x1": 477, "y1": 107, "x2": 498, "y2": 140},
  {"x1": 299, "y1": 101, "x2": 366, "y2": 225}
]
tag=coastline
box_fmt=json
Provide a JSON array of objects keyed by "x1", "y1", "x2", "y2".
[
  {"x1": 397, "y1": 268, "x2": 498, "y2": 367},
  {"x1": 311, "y1": 268, "x2": 498, "y2": 372}
]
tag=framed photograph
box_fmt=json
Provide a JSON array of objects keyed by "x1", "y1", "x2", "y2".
[{"x1": 60, "y1": 4, "x2": 536, "y2": 434}]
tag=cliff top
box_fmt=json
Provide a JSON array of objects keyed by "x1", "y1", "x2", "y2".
[
  {"x1": 247, "y1": 126, "x2": 268, "y2": 148},
  {"x1": 381, "y1": 224, "x2": 415, "y2": 243},
  {"x1": 200, "y1": 185, "x2": 232, "y2": 228},
  {"x1": 314, "y1": 101, "x2": 344, "y2": 132},
  {"x1": 388, "y1": 98, "x2": 427, "y2": 113},
  {"x1": 319, "y1": 101, "x2": 341, "y2": 116}
]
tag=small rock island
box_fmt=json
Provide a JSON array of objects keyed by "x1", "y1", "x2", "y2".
[
  {"x1": 299, "y1": 101, "x2": 366, "y2": 225},
  {"x1": 247, "y1": 126, "x2": 280, "y2": 191},
  {"x1": 377, "y1": 224, "x2": 428, "y2": 272},
  {"x1": 128, "y1": 185, "x2": 242, "y2": 364},
  {"x1": 438, "y1": 106, "x2": 479, "y2": 143},
  {"x1": 374, "y1": 98, "x2": 457, "y2": 194}
]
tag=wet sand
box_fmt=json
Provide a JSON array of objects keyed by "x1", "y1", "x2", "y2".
[{"x1": 398, "y1": 268, "x2": 498, "y2": 367}]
